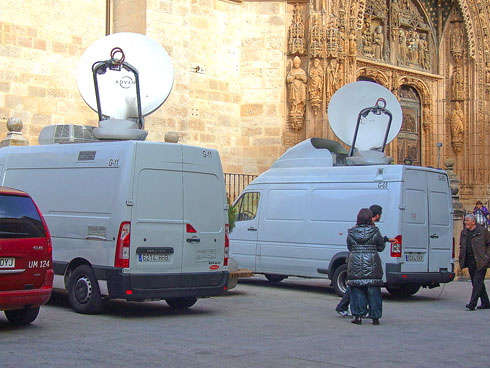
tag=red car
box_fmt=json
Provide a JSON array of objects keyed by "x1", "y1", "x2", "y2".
[{"x1": 0, "y1": 187, "x2": 53, "y2": 325}]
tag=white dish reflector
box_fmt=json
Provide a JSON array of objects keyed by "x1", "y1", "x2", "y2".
[
  {"x1": 77, "y1": 32, "x2": 174, "y2": 119},
  {"x1": 327, "y1": 81, "x2": 403, "y2": 151}
]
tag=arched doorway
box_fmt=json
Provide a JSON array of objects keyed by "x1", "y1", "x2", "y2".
[{"x1": 397, "y1": 85, "x2": 421, "y2": 165}]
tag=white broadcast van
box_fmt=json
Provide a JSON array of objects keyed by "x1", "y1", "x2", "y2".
[
  {"x1": 0, "y1": 33, "x2": 229, "y2": 313},
  {"x1": 230, "y1": 82, "x2": 455, "y2": 297}
]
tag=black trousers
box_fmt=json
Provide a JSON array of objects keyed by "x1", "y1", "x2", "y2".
[{"x1": 467, "y1": 257, "x2": 490, "y2": 307}]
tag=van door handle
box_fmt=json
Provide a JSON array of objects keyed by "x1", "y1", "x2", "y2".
[
  {"x1": 247, "y1": 227, "x2": 257, "y2": 232},
  {"x1": 430, "y1": 234, "x2": 439, "y2": 239},
  {"x1": 186, "y1": 237, "x2": 200, "y2": 243}
]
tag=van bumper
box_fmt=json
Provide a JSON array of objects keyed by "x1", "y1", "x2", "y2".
[
  {"x1": 386, "y1": 268, "x2": 455, "y2": 286},
  {"x1": 105, "y1": 269, "x2": 229, "y2": 301},
  {"x1": 0, "y1": 288, "x2": 52, "y2": 310}
]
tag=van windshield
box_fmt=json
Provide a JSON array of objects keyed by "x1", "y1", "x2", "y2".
[{"x1": 0, "y1": 194, "x2": 46, "y2": 239}]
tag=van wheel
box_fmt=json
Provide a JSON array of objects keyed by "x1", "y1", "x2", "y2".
[
  {"x1": 166, "y1": 297, "x2": 198, "y2": 309},
  {"x1": 386, "y1": 284, "x2": 421, "y2": 298},
  {"x1": 67, "y1": 265, "x2": 103, "y2": 314},
  {"x1": 5, "y1": 307, "x2": 40, "y2": 325},
  {"x1": 332, "y1": 264, "x2": 348, "y2": 297},
  {"x1": 264, "y1": 274, "x2": 286, "y2": 283}
]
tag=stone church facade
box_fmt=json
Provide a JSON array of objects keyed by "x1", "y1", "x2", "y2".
[{"x1": 1, "y1": 0, "x2": 489, "y2": 207}]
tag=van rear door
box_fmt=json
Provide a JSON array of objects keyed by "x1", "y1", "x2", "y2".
[
  {"x1": 427, "y1": 171, "x2": 453, "y2": 272},
  {"x1": 402, "y1": 168, "x2": 452, "y2": 273},
  {"x1": 130, "y1": 143, "x2": 184, "y2": 284},
  {"x1": 182, "y1": 146, "x2": 226, "y2": 279},
  {"x1": 402, "y1": 169, "x2": 430, "y2": 272}
]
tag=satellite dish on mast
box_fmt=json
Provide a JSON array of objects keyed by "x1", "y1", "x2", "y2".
[
  {"x1": 76, "y1": 32, "x2": 174, "y2": 140},
  {"x1": 327, "y1": 81, "x2": 403, "y2": 155}
]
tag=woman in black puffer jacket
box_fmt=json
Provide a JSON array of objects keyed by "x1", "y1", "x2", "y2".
[{"x1": 347, "y1": 208, "x2": 386, "y2": 325}]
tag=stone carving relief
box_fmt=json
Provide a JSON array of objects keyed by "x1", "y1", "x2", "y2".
[
  {"x1": 358, "y1": 0, "x2": 433, "y2": 72},
  {"x1": 326, "y1": 58, "x2": 340, "y2": 100},
  {"x1": 287, "y1": 56, "x2": 307, "y2": 130},
  {"x1": 308, "y1": 58, "x2": 324, "y2": 115},
  {"x1": 449, "y1": 20, "x2": 466, "y2": 153},
  {"x1": 309, "y1": 15, "x2": 323, "y2": 58},
  {"x1": 288, "y1": 4, "x2": 306, "y2": 56}
]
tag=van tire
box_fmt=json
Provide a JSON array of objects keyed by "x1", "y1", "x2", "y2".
[
  {"x1": 386, "y1": 284, "x2": 421, "y2": 298},
  {"x1": 332, "y1": 264, "x2": 348, "y2": 296},
  {"x1": 264, "y1": 274, "x2": 286, "y2": 283},
  {"x1": 5, "y1": 307, "x2": 40, "y2": 325},
  {"x1": 67, "y1": 265, "x2": 104, "y2": 314},
  {"x1": 165, "y1": 297, "x2": 198, "y2": 309}
]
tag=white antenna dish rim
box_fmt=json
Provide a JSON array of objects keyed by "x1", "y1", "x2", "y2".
[{"x1": 327, "y1": 81, "x2": 403, "y2": 151}]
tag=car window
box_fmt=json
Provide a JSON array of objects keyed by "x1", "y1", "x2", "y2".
[
  {"x1": 236, "y1": 192, "x2": 260, "y2": 221},
  {"x1": 0, "y1": 194, "x2": 46, "y2": 238}
]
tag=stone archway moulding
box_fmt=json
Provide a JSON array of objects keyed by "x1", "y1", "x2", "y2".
[{"x1": 456, "y1": 0, "x2": 475, "y2": 59}]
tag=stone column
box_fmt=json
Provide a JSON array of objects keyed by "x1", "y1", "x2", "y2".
[
  {"x1": 444, "y1": 158, "x2": 466, "y2": 278},
  {"x1": 0, "y1": 118, "x2": 29, "y2": 147}
]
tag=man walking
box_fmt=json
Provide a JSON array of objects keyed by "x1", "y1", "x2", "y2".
[{"x1": 459, "y1": 214, "x2": 490, "y2": 310}]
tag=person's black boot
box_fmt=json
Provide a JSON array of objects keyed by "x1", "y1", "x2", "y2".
[
  {"x1": 351, "y1": 316, "x2": 361, "y2": 325},
  {"x1": 372, "y1": 318, "x2": 380, "y2": 325}
]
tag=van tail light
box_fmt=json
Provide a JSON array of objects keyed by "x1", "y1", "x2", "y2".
[
  {"x1": 186, "y1": 223, "x2": 197, "y2": 233},
  {"x1": 42, "y1": 269, "x2": 54, "y2": 289},
  {"x1": 224, "y1": 224, "x2": 230, "y2": 267},
  {"x1": 391, "y1": 235, "x2": 402, "y2": 258},
  {"x1": 36, "y1": 203, "x2": 52, "y2": 258},
  {"x1": 452, "y1": 237, "x2": 455, "y2": 258},
  {"x1": 115, "y1": 222, "x2": 131, "y2": 268}
]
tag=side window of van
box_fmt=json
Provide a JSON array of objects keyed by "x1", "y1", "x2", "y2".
[{"x1": 235, "y1": 192, "x2": 260, "y2": 221}]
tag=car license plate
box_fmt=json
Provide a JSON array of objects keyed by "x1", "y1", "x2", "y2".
[
  {"x1": 0, "y1": 257, "x2": 15, "y2": 268},
  {"x1": 405, "y1": 253, "x2": 424, "y2": 262},
  {"x1": 138, "y1": 254, "x2": 170, "y2": 262}
]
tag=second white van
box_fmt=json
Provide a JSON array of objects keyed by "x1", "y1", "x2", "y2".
[{"x1": 230, "y1": 138, "x2": 455, "y2": 297}]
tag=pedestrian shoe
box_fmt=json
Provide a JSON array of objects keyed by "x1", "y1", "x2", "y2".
[
  {"x1": 477, "y1": 304, "x2": 490, "y2": 310},
  {"x1": 336, "y1": 310, "x2": 351, "y2": 317},
  {"x1": 372, "y1": 319, "x2": 380, "y2": 325},
  {"x1": 351, "y1": 316, "x2": 362, "y2": 325},
  {"x1": 465, "y1": 304, "x2": 476, "y2": 311}
]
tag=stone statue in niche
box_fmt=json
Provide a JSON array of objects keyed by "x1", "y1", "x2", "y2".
[
  {"x1": 308, "y1": 58, "x2": 324, "y2": 115},
  {"x1": 326, "y1": 58, "x2": 340, "y2": 100},
  {"x1": 373, "y1": 25, "x2": 384, "y2": 60},
  {"x1": 418, "y1": 34, "x2": 428, "y2": 69},
  {"x1": 361, "y1": 18, "x2": 373, "y2": 57},
  {"x1": 349, "y1": 29, "x2": 357, "y2": 57},
  {"x1": 450, "y1": 102, "x2": 464, "y2": 153},
  {"x1": 287, "y1": 56, "x2": 307, "y2": 118},
  {"x1": 451, "y1": 68, "x2": 463, "y2": 101},
  {"x1": 399, "y1": 29, "x2": 407, "y2": 65},
  {"x1": 407, "y1": 30, "x2": 419, "y2": 63},
  {"x1": 338, "y1": 25, "x2": 347, "y2": 59}
]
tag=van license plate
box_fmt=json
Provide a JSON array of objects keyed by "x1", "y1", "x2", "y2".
[
  {"x1": 405, "y1": 254, "x2": 424, "y2": 262},
  {"x1": 138, "y1": 254, "x2": 170, "y2": 263},
  {"x1": 0, "y1": 257, "x2": 15, "y2": 268}
]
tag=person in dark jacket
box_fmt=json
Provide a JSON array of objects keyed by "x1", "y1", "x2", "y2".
[
  {"x1": 336, "y1": 205, "x2": 394, "y2": 317},
  {"x1": 459, "y1": 214, "x2": 490, "y2": 310},
  {"x1": 347, "y1": 208, "x2": 386, "y2": 325}
]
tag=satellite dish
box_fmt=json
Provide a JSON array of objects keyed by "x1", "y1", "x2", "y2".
[
  {"x1": 327, "y1": 81, "x2": 403, "y2": 152},
  {"x1": 76, "y1": 32, "x2": 174, "y2": 140}
]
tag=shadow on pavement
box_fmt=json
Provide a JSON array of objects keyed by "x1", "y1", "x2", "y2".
[
  {"x1": 46, "y1": 290, "x2": 216, "y2": 319},
  {"x1": 237, "y1": 277, "x2": 446, "y2": 303}
]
